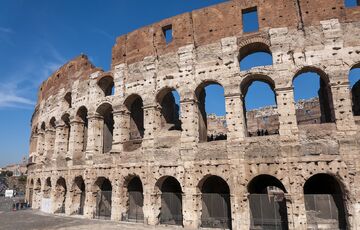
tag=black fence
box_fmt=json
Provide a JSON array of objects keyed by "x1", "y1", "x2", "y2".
[
  {"x1": 304, "y1": 194, "x2": 347, "y2": 230},
  {"x1": 160, "y1": 192, "x2": 183, "y2": 225},
  {"x1": 249, "y1": 194, "x2": 288, "y2": 230},
  {"x1": 95, "y1": 191, "x2": 112, "y2": 220},
  {"x1": 201, "y1": 193, "x2": 232, "y2": 229},
  {"x1": 122, "y1": 191, "x2": 144, "y2": 223}
]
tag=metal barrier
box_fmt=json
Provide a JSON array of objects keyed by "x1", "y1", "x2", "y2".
[
  {"x1": 122, "y1": 191, "x2": 144, "y2": 223},
  {"x1": 95, "y1": 191, "x2": 112, "y2": 220},
  {"x1": 249, "y1": 194, "x2": 288, "y2": 230},
  {"x1": 76, "y1": 192, "x2": 85, "y2": 215},
  {"x1": 304, "y1": 194, "x2": 347, "y2": 230},
  {"x1": 201, "y1": 193, "x2": 231, "y2": 229},
  {"x1": 160, "y1": 192, "x2": 183, "y2": 225}
]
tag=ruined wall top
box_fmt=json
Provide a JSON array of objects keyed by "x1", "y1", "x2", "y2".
[{"x1": 111, "y1": 0, "x2": 360, "y2": 67}]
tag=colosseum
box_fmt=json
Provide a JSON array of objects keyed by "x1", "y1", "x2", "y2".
[{"x1": 26, "y1": 0, "x2": 360, "y2": 229}]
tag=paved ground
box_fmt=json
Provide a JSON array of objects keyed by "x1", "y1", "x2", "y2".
[{"x1": 0, "y1": 209, "x2": 187, "y2": 230}]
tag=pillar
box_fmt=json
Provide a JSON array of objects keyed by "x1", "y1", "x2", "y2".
[
  {"x1": 142, "y1": 104, "x2": 161, "y2": 149},
  {"x1": 225, "y1": 93, "x2": 247, "y2": 141},
  {"x1": 276, "y1": 87, "x2": 299, "y2": 136},
  {"x1": 85, "y1": 113, "x2": 103, "y2": 164},
  {"x1": 180, "y1": 98, "x2": 199, "y2": 147},
  {"x1": 112, "y1": 107, "x2": 130, "y2": 152}
]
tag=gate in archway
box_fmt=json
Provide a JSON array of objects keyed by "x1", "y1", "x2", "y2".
[
  {"x1": 95, "y1": 191, "x2": 112, "y2": 219},
  {"x1": 160, "y1": 192, "x2": 183, "y2": 225},
  {"x1": 249, "y1": 194, "x2": 288, "y2": 230},
  {"x1": 127, "y1": 191, "x2": 144, "y2": 222},
  {"x1": 201, "y1": 193, "x2": 231, "y2": 229}
]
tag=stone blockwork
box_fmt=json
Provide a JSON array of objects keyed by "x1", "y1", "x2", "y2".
[{"x1": 27, "y1": 1, "x2": 360, "y2": 229}]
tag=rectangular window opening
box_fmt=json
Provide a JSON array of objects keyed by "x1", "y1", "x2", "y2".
[
  {"x1": 345, "y1": 0, "x2": 360, "y2": 7},
  {"x1": 242, "y1": 7, "x2": 259, "y2": 33},
  {"x1": 162, "y1": 25, "x2": 173, "y2": 44}
]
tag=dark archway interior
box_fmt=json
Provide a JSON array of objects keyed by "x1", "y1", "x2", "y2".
[
  {"x1": 97, "y1": 104, "x2": 114, "y2": 153},
  {"x1": 129, "y1": 97, "x2": 144, "y2": 139},
  {"x1": 201, "y1": 176, "x2": 230, "y2": 194},
  {"x1": 61, "y1": 114, "x2": 71, "y2": 152},
  {"x1": 161, "y1": 177, "x2": 182, "y2": 193},
  {"x1": 200, "y1": 176, "x2": 231, "y2": 229},
  {"x1": 159, "y1": 90, "x2": 181, "y2": 131},
  {"x1": 248, "y1": 175, "x2": 287, "y2": 194},
  {"x1": 98, "y1": 76, "x2": 114, "y2": 96},
  {"x1": 128, "y1": 177, "x2": 143, "y2": 192},
  {"x1": 77, "y1": 107, "x2": 88, "y2": 151},
  {"x1": 352, "y1": 81, "x2": 360, "y2": 116},
  {"x1": 303, "y1": 174, "x2": 347, "y2": 229},
  {"x1": 64, "y1": 92, "x2": 72, "y2": 108},
  {"x1": 99, "y1": 178, "x2": 112, "y2": 191},
  {"x1": 127, "y1": 177, "x2": 144, "y2": 221}
]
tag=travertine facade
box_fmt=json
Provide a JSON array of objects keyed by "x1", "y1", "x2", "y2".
[{"x1": 27, "y1": 0, "x2": 360, "y2": 229}]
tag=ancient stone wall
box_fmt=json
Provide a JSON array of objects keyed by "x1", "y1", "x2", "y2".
[{"x1": 27, "y1": 1, "x2": 360, "y2": 229}]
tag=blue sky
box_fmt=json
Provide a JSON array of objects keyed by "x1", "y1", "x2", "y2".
[{"x1": 0, "y1": 0, "x2": 359, "y2": 167}]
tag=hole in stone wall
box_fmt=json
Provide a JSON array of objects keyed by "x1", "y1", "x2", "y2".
[
  {"x1": 96, "y1": 103, "x2": 114, "y2": 153},
  {"x1": 293, "y1": 69, "x2": 335, "y2": 124},
  {"x1": 157, "y1": 89, "x2": 181, "y2": 131},
  {"x1": 77, "y1": 106, "x2": 88, "y2": 151},
  {"x1": 242, "y1": 7, "x2": 259, "y2": 33},
  {"x1": 162, "y1": 24, "x2": 173, "y2": 44},
  {"x1": 125, "y1": 95, "x2": 144, "y2": 140},
  {"x1": 349, "y1": 66, "x2": 360, "y2": 116},
  {"x1": 64, "y1": 92, "x2": 72, "y2": 108},
  {"x1": 98, "y1": 76, "x2": 114, "y2": 96},
  {"x1": 196, "y1": 83, "x2": 227, "y2": 142},
  {"x1": 242, "y1": 78, "x2": 279, "y2": 137},
  {"x1": 61, "y1": 113, "x2": 71, "y2": 152},
  {"x1": 239, "y1": 42, "x2": 272, "y2": 71}
]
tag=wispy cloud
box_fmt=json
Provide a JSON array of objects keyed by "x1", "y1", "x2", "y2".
[
  {"x1": 0, "y1": 42, "x2": 65, "y2": 110},
  {"x1": 92, "y1": 28, "x2": 114, "y2": 41},
  {"x1": 0, "y1": 27, "x2": 13, "y2": 34},
  {"x1": 0, "y1": 26, "x2": 14, "y2": 46}
]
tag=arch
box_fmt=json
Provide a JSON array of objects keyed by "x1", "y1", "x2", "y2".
[
  {"x1": 35, "y1": 178, "x2": 41, "y2": 190},
  {"x1": 64, "y1": 92, "x2": 72, "y2": 108},
  {"x1": 40, "y1": 122, "x2": 46, "y2": 131},
  {"x1": 43, "y1": 177, "x2": 52, "y2": 198},
  {"x1": 76, "y1": 106, "x2": 89, "y2": 152},
  {"x1": 125, "y1": 176, "x2": 144, "y2": 222},
  {"x1": 303, "y1": 173, "x2": 347, "y2": 229},
  {"x1": 156, "y1": 87, "x2": 181, "y2": 131},
  {"x1": 96, "y1": 103, "x2": 114, "y2": 153},
  {"x1": 293, "y1": 67, "x2": 335, "y2": 124},
  {"x1": 240, "y1": 75, "x2": 279, "y2": 137},
  {"x1": 248, "y1": 174, "x2": 288, "y2": 229},
  {"x1": 28, "y1": 179, "x2": 34, "y2": 207},
  {"x1": 97, "y1": 75, "x2": 114, "y2": 96},
  {"x1": 156, "y1": 176, "x2": 183, "y2": 225},
  {"x1": 239, "y1": 42, "x2": 273, "y2": 71},
  {"x1": 94, "y1": 177, "x2": 112, "y2": 219},
  {"x1": 70, "y1": 176, "x2": 86, "y2": 215},
  {"x1": 124, "y1": 94, "x2": 144, "y2": 140},
  {"x1": 61, "y1": 113, "x2": 71, "y2": 152},
  {"x1": 349, "y1": 65, "x2": 360, "y2": 116},
  {"x1": 195, "y1": 81, "x2": 227, "y2": 142},
  {"x1": 199, "y1": 175, "x2": 231, "y2": 229},
  {"x1": 49, "y1": 117, "x2": 56, "y2": 129},
  {"x1": 54, "y1": 177, "x2": 67, "y2": 213}
]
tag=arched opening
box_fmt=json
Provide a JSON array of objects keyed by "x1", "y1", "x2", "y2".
[
  {"x1": 61, "y1": 113, "x2": 71, "y2": 152},
  {"x1": 34, "y1": 178, "x2": 41, "y2": 209},
  {"x1": 95, "y1": 177, "x2": 112, "y2": 219},
  {"x1": 304, "y1": 174, "x2": 347, "y2": 229},
  {"x1": 54, "y1": 177, "x2": 67, "y2": 214},
  {"x1": 239, "y1": 42, "x2": 273, "y2": 71},
  {"x1": 98, "y1": 76, "x2": 114, "y2": 96},
  {"x1": 71, "y1": 176, "x2": 85, "y2": 215},
  {"x1": 157, "y1": 88, "x2": 181, "y2": 131},
  {"x1": 43, "y1": 177, "x2": 51, "y2": 198},
  {"x1": 349, "y1": 66, "x2": 360, "y2": 116},
  {"x1": 46, "y1": 117, "x2": 56, "y2": 163},
  {"x1": 293, "y1": 68, "x2": 335, "y2": 124},
  {"x1": 124, "y1": 95, "x2": 144, "y2": 140},
  {"x1": 156, "y1": 176, "x2": 183, "y2": 225},
  {"x1": 76, "y1": 106, "x2": 88, "y2": 152},
  {"x1": 200, "y1": 175, "x2": 231, "y2": 229},
  {"x1": 241, "y1": 76, "x2": 279, "y2": 136},
  {"x1": 124, "y1": 176, "x2": 144, "y2": 222},
  {"x1": 248, "y1": 175, "x2": 288, "y2": 229},
  {"x1": 96, "y1": 103, "x2": 114, "y2": 153},
  {"x1": 196, "y1": 82, "x2": 227, "y2": 142},
  {"x1": 64, "y1": 92, "x2": 72, "y2": 108},
  {"x1": 28, "y1": 179, "x2": 34, "y2": 207}
]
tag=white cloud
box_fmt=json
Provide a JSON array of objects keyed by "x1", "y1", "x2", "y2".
[
  {"x1": 0, "y1": 27, "x2": 13, "y2": 34},
  {"x1": 0, "y1": 43, "x2": 65, "y2": 110}
]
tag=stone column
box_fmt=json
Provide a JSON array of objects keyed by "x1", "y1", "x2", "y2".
[
  {"x1": 182, "y1": 186, "x2": 198, "y2": 229},
  {"x1": 52, "y1": 122, "x2": 67, "y2": 166},
  {"x1": 275, "y1": 87, "x2": 298, "y2": 136},
  {"x1": 44, "y1": 128, "x2": 56, "y2": 165},
  {"x1": 112, "y1": 107, "x2": 130, "y2": 152},
  {"x1": 225, "y1": 93, "x2": 247, "y2": 141},
  {"x1": 85, "y1": 113, "x2": 103, "y2": 164},
  {"x1": 68, "y1": 119, "x2": 86, "y2": 165},
  {"x1": 331, "y1": 83, "x2": 357, "y2": 132},
  {"x1": 142, "y1": 104, "x2": 161, "y2": 149},
  {"x1": 36, "y1": 130, "x2": 45, "y2": 164},
  {"x1": 180, "y1": 98, "x2": 199, "y2": 146},
  {"x1": 111, "y1": 179, "x2": 122, "y2": 221}
]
